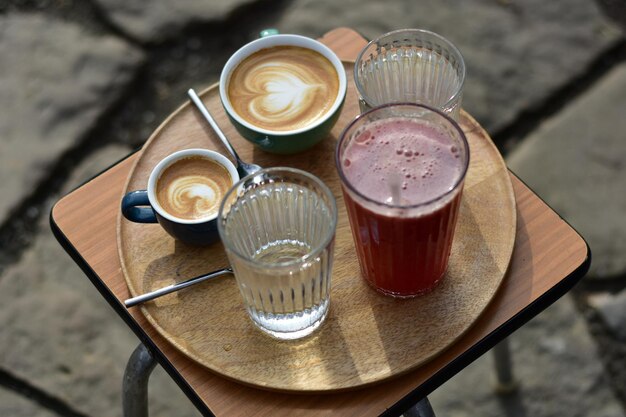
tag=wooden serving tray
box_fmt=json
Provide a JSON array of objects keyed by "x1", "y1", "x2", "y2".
[{"x1": 117, "y1": 62, "x2": 516, "y2": 392}]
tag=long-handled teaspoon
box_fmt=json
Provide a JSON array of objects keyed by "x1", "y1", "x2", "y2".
[
  {"x1": 124, "y1": 268, "x2": 233, "y2": 308},
  {"x1": 187, "y1": 88, "x2": 262, "y2": 178}
]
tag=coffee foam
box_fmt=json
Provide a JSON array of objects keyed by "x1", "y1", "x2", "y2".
[
  {"x1": 156, "y1": 157, "x2": 232, "y2": 221},
  {"x1": 228, "y1": 46, "x2": 339, "y2": 132},
  {"x1": 166, "y1": 176, "x2": 219, "y2": 217}
]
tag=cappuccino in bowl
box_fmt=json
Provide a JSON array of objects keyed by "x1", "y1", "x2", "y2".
[
  {"x1": 227, "y1": 46, "x2": 339, "y2": 132},
  {"x1": 220, "y1": 33, "x2": 347, "y2": 154},
  {"x1": 121, "y1": 149, "x2": 239, "y2": 246}
]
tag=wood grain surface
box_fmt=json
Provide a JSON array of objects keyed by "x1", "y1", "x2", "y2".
[
  {"x1": 51, "y1": 27, "x2": 589, "y2": 416},
  {"x1": 116, "y1": 60, "x2": 516, "y2": 391}
]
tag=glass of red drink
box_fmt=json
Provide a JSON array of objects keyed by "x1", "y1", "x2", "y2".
[{"x1": 336, "y1": 103, "x2": 469, "y2": 297}]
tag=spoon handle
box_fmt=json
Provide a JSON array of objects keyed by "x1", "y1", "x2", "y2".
[
  {"x1": 187, "y1": 88, "x2": 241, "y2": 163},
  {"x1": 124, "y1": 267, "x2": 233, "y2": 308}
]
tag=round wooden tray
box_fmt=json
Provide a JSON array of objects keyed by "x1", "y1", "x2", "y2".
[{"x1": 117, "y1": 62, "x2": 517, "y2": 392}]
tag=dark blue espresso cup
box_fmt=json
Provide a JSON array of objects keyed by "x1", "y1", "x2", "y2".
[{"x1": 121, "y1": 148, "x2": 240, "y2": 246}]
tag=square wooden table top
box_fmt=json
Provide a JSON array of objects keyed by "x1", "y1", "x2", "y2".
[{"x1": 50, "y1": 27, "x2": 590, "y2": 417}]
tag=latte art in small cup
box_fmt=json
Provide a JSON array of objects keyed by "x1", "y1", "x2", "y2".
[
  {"x1": 121, "y1": 148, "x2": 239, "y2": 246},
  {"x1": 156, "y1": 156, "x2": 232, "y2": 221},
  {"x1": 227, "y1": 46, "x2": 339, "y2": 132},
  {"x1": 165, "y1": 178, "x2": 217, "y2": 218}
]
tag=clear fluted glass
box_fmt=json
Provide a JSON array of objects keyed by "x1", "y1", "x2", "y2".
[
  {"x1": 355, "y1": 29, "x2": 465, "y2": 120},
  {"x1": 218, "y1": 167, "x2": 337, "y2": 340}
]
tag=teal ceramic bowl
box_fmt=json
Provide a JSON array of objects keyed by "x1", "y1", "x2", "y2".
[{"x1": 219, "y1": 33, "x2": 347, "y2": 155}]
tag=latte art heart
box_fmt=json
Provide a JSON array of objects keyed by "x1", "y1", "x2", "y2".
[
  {"x1": 228, "y1": 46, "x2": 340, "y2": 132},
  {"x1": 245, "y1": 63, "x2": 325, "y2": 125}
]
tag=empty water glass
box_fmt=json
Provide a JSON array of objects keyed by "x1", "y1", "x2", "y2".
[
  {"x1": 217, "y1": 167, "x2": 337, "y2": 340},
  {"x1": 354, "y1": 29, "x2": 465, "y2": 120}
]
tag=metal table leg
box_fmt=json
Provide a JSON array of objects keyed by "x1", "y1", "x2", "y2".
[
  {"x1": 403, "y1": 339, "x2": 515, "y2": 417},
  {"x1": 404, "y1": 397, "x2": 436, "y2": 417},
  {"x1": 492, "y1": 338, "x2": 518, "y2": 393},
  {"x1": 123, "y1": 343, "x2": 157, "y2": 417}
]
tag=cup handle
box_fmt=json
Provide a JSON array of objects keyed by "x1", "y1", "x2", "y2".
[
  {"x1": 121, "y1": 190, "x2": 158, "y2": 223},
  {"x1": 259, "y1": 28, "x2": 279, "y2": 38}
]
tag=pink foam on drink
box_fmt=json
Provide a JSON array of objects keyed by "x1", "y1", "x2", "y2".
[{"x1": 342, "y1": 117, "x2": 463, "y2": 206}]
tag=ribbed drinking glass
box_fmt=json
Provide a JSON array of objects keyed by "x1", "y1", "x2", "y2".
[
  {"x1": 218, "y1": 167, "x2": 337, "y2": 340},
  {"x1": 355, "y1": 29, "x2": 465, "y2": 120}
]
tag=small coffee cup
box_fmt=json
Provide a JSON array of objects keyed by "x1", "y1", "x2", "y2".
[
  {"x1": 121, "y1": 149, "x2": 239, "y2": 246},
  {"x1": 219, "y1": 31, "x2": 347, "y2": 154}
]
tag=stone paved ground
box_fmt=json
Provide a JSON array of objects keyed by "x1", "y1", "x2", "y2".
[{"x1": 0, "y1": 0, "x2": 624, "y2": 416}]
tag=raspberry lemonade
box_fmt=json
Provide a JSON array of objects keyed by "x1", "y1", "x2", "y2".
[{"x1": 336, "y1": 104, "x2": 469, "y2": 297}]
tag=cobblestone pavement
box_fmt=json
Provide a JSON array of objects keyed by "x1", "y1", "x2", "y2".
[{"x1": 0, "y1": 0, "x2": 625, "y2": 416}]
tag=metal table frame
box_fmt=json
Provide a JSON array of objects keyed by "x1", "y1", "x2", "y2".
[{"x1": 122, "y1": 340, "x2": 515, "y2": 417}]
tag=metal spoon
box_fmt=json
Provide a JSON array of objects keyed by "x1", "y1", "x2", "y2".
[
  {"x1": 187, "y1": 88, "x2": 262, "y2": 178},
  {"x1": 124, "y1": 267, "x2": 233, "y2": 308}
]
